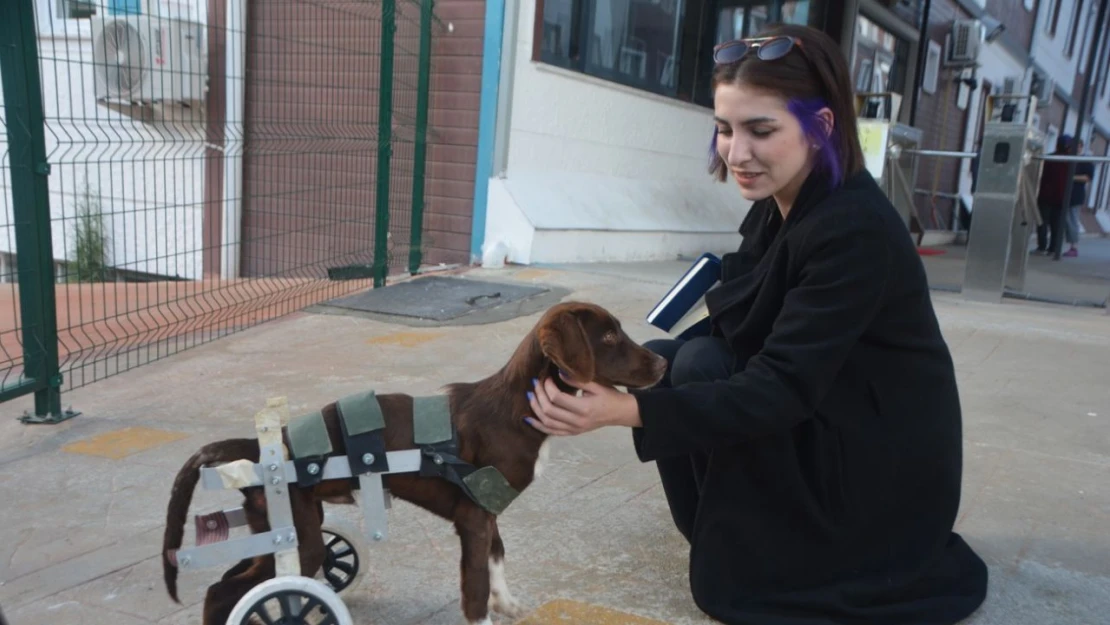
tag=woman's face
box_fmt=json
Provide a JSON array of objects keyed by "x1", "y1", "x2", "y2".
[{"x1": 713, "y1": 82, "x2": 828, "y2": 207}]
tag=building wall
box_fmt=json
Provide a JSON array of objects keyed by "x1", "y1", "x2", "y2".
[
  {"x1": 985, "y1": 0, "x2": 1039, "y2": 51},
  {"x1": 0, "y1": 0, "x2": 206, "y2": 279},
  {"x1": 483, "y1": 0, "x2": 743, "y2": 265},
  {"x1": 1031, "y1": 0, "x2": 1085, "y2": 98},
  {"x1": 422, "y1": 0, "x2": 484, "y2": 266},
  {"x1": 906, "y1": 0, "x2": 973, "y2": 229}
]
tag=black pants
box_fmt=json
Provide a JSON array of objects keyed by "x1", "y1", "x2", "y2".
[
  {"x1": 642, "y1": 335, "x2": 735, "y2": 543},
  {"x1": 1036, "y1": 200, "x2": 1063, "y2": 254}
]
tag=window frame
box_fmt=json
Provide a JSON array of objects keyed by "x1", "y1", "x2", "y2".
[{"x1": 531, "y1": 0, "x2": 827, "y2": 107}]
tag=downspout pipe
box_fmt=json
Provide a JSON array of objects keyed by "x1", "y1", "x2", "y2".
[{"x1": 469, "y1": 0, "x2": 507, "y2": 263}]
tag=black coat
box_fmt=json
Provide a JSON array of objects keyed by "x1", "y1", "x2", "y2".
[{"x1": 631, "y1": 169, "x2": 988, "y2": 624}]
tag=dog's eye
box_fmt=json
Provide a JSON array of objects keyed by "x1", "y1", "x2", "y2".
[{"x1": 602, "y1": 331, "x2": 618, "y2": 345}]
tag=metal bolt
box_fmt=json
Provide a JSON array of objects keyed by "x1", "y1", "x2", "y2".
[
  {"x1": 288, "y1": 533, "x2": 297, "y2": 543},
  {"x1": 273, "y1": 535, "x2": 283, "y2": 544},
  {"x1": 271, "y1": 477, "x2": 281, "y2": 485},
  {"x1": 373, "y1": 531, "x2": 383, "y2": 541},
  {"x1": 362, "y1": 453, "x2": 375, "y2": 465},
  {"x1": 206, "y1": 520, "x2": 218, "y2": 530},
  {"x1": 261, "y1": 426, "x2": 269, "y2": 432},
  {"x1": 180, "y1": 556, "x2": 191, "y2": 567},
  {"x1": 307, "y1": 463, "x2": 320, "y2": 475},
  {"x1": 276, "y1": 488, "x2": 284, "y2": 495},
  {"x1": 433, "y1": 454, "x2": 444, "y2": 465},
  {"x1": 269, "y1": 463, "x2": 278, "y2": 471}
]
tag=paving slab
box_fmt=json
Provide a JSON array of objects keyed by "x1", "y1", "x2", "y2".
[{"x1": 0, "y1": 260, "x2": 1107, "y2": 625}]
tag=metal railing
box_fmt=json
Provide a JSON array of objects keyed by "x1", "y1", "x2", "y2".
[{"x1": 0, "y1": 0, "x2": 439, "y2": 422}]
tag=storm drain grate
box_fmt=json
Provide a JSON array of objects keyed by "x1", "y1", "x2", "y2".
[{"x1": 319, "y1": 276, "x2": 551, "y2": 322}]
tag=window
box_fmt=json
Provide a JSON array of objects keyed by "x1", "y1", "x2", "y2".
[
  {"x1": 1046, "y1": 0, "x2": 1063, "y2": 37},
  {"x1": 538, "y1": 0, "x2": 815, "y2": 105},
  {"x1": 56, "y1": 0, "x2": 98, "y2": 19},
  {"x1": 1066, "y1": 0, "x2": 1085, "y2": 57},
  {"x1": 852, "y1": 14, "x2": 910, "y2": 96},
  {"x1": 540, "y1": 0, "x2": 689, "y2": 96},
  {"x1": 921, "y1": 40, "x2": 941, "y2": 94}
]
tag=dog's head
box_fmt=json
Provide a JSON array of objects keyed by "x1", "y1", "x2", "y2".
[{"x1": 535, "y1": 301, "x2": 667, "y2": 390}]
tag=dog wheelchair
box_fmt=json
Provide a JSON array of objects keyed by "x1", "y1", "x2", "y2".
[{"x1": 169, "y1": 392, "x2": 521, "y2": 624}]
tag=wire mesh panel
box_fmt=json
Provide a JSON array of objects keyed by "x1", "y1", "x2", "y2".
[{"x1": 0, "y1": 0, "x2": 435, "y2": 407}]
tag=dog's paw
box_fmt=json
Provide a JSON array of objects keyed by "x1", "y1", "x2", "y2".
[{"x1": 489, "y1": 593, "x2": 527, "y2": 619}]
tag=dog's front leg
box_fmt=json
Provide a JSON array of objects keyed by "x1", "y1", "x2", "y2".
[
  {"x1": 488, "y1": 519, "x2": 525, "y2": 618},
  {"x1": 455, "y1": 503, "x2": 494, "y2": 625}
]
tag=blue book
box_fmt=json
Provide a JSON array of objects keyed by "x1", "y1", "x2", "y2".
[{"x1": 646, "y1": 253, "x2": 721, "y2": 340}]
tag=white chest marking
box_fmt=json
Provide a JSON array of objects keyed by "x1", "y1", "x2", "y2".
[{"x1": 533, "y1": 438, "x2": 551, "y2": 480}]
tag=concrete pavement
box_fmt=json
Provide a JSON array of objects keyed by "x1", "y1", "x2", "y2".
[{"x1": 0, "y1": 259, "x2": 1107, "y2": 625}]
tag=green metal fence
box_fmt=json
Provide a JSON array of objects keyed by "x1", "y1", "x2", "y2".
[{"x1": 0, "y1": 0, "x2": 437, "y2": 423}]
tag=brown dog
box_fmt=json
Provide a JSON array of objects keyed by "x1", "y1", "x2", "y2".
[{"x1": 162, "y1": 300, "x2": 667, "y2": 624}]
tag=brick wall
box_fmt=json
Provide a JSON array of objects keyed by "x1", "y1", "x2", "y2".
[
  {"x1": 422, "y1": 0, "x2": 485, "y2": 266},
  {"x1": 911, "y1": 0, "x2": 973, "y2": 229},
  {"x1": 985, "y1": 0, "x2": 1039, "y2": 52}
]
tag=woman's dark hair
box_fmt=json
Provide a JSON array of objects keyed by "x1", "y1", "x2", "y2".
[{"x1": 708, "y1": 23, "x2": 865, "y2": 187}]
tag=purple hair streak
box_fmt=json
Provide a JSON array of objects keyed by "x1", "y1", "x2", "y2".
[{"x1": 787, "y1": 97, "x2": 842, "y2": 188}]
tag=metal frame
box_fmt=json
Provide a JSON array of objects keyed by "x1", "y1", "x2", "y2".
[
  {"x1": 963, "y1": 94, "x2": 1044, "y2": 303},
  {"x1": 174, "y1": 396, "x2": 422, "y2": 582}
]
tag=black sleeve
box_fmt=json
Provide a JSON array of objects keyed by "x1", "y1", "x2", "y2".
[{"x1": 629, "y1": 214, "x2": 892, "y2": 461}]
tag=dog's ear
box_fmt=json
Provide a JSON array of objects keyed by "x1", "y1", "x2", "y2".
[{"x1": 537, "y1": 310, "x2": 595, "y2": 382}]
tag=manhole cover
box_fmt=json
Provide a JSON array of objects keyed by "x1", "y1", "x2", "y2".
[{"x1": 319, "y1": 276, "x2": 552, "y2": 322}]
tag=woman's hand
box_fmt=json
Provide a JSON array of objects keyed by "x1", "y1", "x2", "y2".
[{"x1": 525, "y1": 372, "x2": 642, "y2": 436}]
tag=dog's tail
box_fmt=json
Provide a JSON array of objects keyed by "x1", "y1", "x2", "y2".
[{"x1": 162, "y1": 438, "x2": 260, "y2": 603}]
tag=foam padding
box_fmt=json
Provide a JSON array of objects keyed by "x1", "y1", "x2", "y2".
[
  {"x1": 338, "y1": 389, "x2": 385, "y2": 435},
  {"x1": 286, "y1": 410, "x2": 333, "y2": 459},
  {"x1": 462, "y1": 466, "x2": 519, "y2": 516},
  {"x1": 412, "y1": 395, "x2": 452, "y2": 445}
]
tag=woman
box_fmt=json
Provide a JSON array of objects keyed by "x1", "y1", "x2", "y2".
[
  {"x1": 1063, "y1": 139, "x2": 1094, "y2": 258},
  {"x1": 1036, "y1": 135, "x2": 1075, "y2": 257},
  {"x1": 524, "y1": 23, "x2": 989, "y2": 625}
]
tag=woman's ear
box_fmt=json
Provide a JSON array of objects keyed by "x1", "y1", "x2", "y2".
[{"x1": 816, "y1": 107, "x2": 835, "y2": 139}]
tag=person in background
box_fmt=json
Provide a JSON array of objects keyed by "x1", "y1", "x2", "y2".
[
  {"x1": 1062, "y1": 139, "x2": 1094, "y2": 258},
  {"x1": 525, "y1": 23, "x2": 988, "y2": 625},
  {"x1": 1035, "y1": 135, "x2": 1074, "y2": 256}
]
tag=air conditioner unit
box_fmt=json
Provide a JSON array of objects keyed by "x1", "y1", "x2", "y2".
[
  {"x1": 944, "y1": 19, "x2": 981, "y2": 67},
  {"x1": 90, "y1": 16, "x2": 206, "y2": 115},
  {"x1": 1029, "y1": 71, "x2": 1054, "y2": 108}
]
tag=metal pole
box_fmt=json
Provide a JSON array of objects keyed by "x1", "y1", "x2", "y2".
[
  {"x1": 908, "y1": 0, "x2": 933, "y2": 127},
  {"x1": 0, "y1": 0, "x2": 72, "y2": 423},
  {"x1": 1055, "y1": 0, "x2": 1109, "y2": 260},
  {"x1": 408, "y1": 0, "x2": 434, "y2": 275},
  {"x1": 374, "y1": 0, "x2": 397, "y2": 287}
]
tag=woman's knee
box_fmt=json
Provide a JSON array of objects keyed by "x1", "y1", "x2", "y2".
[{"x1": 672, "y1": 336, "x2": 733, "y2": 386}]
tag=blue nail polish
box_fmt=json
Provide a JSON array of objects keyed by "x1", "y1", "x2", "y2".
[
  {"x1": 532, "y1": 377, "x2": 539, "y2": 386},
  {"x1": 527, "y1": 391, "x2": 534, "y2": 401}
]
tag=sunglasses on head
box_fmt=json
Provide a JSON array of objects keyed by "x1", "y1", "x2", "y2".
[{"x1": 712, "y1": 35, "x2": 804, "y2": 65}]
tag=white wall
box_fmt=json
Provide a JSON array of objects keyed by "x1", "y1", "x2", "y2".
[
  {"x1": 0, "y1": 0, "x2": 207, "y2": 280},
  {"x1": 484, "y1": 0, "x2": 745, "y2": 265},
  {"x1": 1030, "y1": 0, "x2": 1089, "y2": 98}
]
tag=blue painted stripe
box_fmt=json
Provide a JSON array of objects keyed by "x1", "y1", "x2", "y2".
[{"x1": 469, "y1": 0, "x2": 506, "y2": 261}]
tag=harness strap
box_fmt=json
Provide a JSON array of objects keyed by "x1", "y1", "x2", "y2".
[
  {"x1": 414, "y1": 397, "x2": 520, "y2": 516},
  {"x1": 287, "y1": 410, "x2": 332, "y2": 486},
  {"x1": 338, "y1": 390, "x2": 389, "y2": 475}
]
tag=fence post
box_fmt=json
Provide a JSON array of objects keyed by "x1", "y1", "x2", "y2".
[
  {"x1": 408, "y1": 0, "x2": 434, "y2": 275},
  {"x1": 374, "y1": 0, "x2": 397, "y2": 288},
  {"x1": 0, "y1": 0, "x2": 71, "y2": 423}
]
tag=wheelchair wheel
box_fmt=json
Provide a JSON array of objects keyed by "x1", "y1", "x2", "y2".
[
  {"x1": 318, "y1": 517, "x2": 367, "y2": 593},
  {"x1": 226, "y1": 576, "x2": 352, "y2": 625}
]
